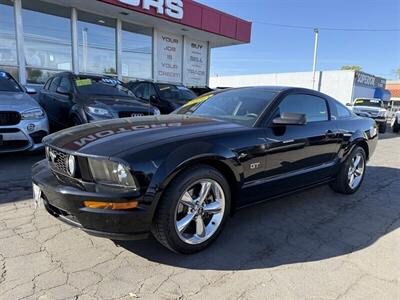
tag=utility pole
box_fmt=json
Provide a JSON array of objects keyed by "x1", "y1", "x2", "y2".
[{"x1": 312, "y1": 28, "x2": 319, "y2": 90}]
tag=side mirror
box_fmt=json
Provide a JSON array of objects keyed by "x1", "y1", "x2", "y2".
[
  {"x1": 56, "y1": 86, "x2": 70, "y2": 96},
  {"x1": 25, "y1": 87, "x2": 37, "y2": 95},
  {"x1": 346, "y1": 103, "x2": 352, "y2": 106},
  {"x1": 272, "y1": 112, "x2": 307, "y2": 126},
  {"x1": 150, "y1": 95, "x2": 160, "y2": 103}
]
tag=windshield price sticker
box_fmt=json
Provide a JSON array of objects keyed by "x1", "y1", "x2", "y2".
[
  {"x1": 355, "y1": 100, "x2": 364, "y2": 104},
  {"x1": 183, "y1": 94, "x2": 213, "y2": 108},
  {"x1": 75, "y1": 79, "x2": 92, "y2": 87}
]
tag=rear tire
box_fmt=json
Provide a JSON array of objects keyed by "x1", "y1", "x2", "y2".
[
  {"x1": 330, "y1": 146, "x2": 366, "y2": 195},
  {"x1": 151, "y1": 165, "x2": 231, "y2": 254}
]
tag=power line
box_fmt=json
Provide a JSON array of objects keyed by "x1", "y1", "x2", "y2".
[{"x1": 253, "y1": 21, "x2": 400, "y2": 32}]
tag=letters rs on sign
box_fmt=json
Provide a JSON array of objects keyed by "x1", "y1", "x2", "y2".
[{"x1": 119, "y1": 0, "x2": 184, "y2": 19}]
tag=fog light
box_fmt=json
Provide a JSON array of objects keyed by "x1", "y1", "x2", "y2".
[
  {"x1": 27, "y1": 124, "x2": 35, "y2": 131},
  {"x1": 83, "y1": 200, "x2": 139, "y2": 210},
  {"x1": 66, "y1": 155, "x2": 76, "y2": 177}
]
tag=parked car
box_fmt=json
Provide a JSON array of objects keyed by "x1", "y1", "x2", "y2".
[
  {"x1": 32, "y1": 87, "x2": 378, "y2": 253},
  {"x1": 349, "y1": 98, "x2": 388, "y2": 133},
  {"x1": 0, "y1": 70, "x2": 48, "y2": 153},
  {"x1": 392, "y1": 111, "x2": 400, "y2": 133},
  {"x1": 189, "y1": 86, "x2": 214, "y2": 96},
  {"x1": 39, "y1": 73, "x2": 160, "y2": 130},
  {"x1": 127, "y1": 80, "x2": 197, "y2": 114}
]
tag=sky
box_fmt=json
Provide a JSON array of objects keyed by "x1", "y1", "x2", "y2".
[{"x1": 197, "y1": 0, "x2": 400, "y2": 80}]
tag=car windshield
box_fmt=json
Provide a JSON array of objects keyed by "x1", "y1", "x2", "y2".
[
  {"x1": 75, "y1": 77, "x2": 135, "y2": 98},
  {"x1": 354, "y1": 99, "x2": 383, "y2": 108},
  {"x1": 157, "y1": 84, "x2": 196, "y2": 103},
  {"x1": 0, "y1": 72, "x2": 22, "y2": 93},
  {"x1": 175, "y1": 88, "x2": 278, "y2": 127}
]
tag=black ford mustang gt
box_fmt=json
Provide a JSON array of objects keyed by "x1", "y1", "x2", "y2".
[{"x1": 32, "y1": 87, "x2": 378, "y2": 253}]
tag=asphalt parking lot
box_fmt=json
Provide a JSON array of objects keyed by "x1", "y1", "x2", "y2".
[{"x1": 0, "y1": 133, "x2": 399, "y2": 300}]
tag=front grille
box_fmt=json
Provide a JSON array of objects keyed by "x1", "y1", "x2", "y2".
[
  {"x1": 118, "y1": 111, "x2": 148, "y2": 118},
  {"x1": 47, "y1": 147, "x2": 69, "y2": 175},
  {"x1": 0, "y1": 111, "x2": 21, "y2": 126}
]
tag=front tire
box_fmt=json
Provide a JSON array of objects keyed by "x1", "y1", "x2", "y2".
[
  {"x1": 330, "y1": 146, "x2": 366, "y2": 194},
  {"x1": 152, "y1": 165, "x2": 231, "y2": 254},
  {"x1": 393, "y1": 119, "x2": 400, "y2": 133},
  {"x1": 378, "y1": 122, "x2": 387, "y2": 134}
]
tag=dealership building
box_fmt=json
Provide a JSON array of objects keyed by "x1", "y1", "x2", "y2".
[
  {"x1": 0, "y1": 0, "x2": 251, "y2": 87},
  {"x1": 211, "y1": 70, "x2": 390, "y2": 105}
]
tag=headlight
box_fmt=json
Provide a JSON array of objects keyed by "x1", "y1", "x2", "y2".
[
  {"x1": 21, "y1": 108, "x2": 45, "y2": 120},
  {"x1": 85, "y1": 106, "x2": 112, "y2": 117},
  {"x1": 88, "y1": 159, "x2": 137, "y2": 189},
  {"x1": 153, "y1": 107, "x2": 161, "y2": 116}
]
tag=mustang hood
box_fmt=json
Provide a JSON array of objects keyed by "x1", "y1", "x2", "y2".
[
  {"x1": 43, "y1": 115, "x2": 244, "y2": 157},
  {"x1": 0, "y1": 92, "x2": 41, "y2": 111}
]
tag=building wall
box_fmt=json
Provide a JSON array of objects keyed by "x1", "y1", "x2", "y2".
[
  {"x1": 211, "y1": 71, "x2": 320, "y2": 89},
  {"x1": 211, "y1": 70, "x2": 386, "y2": 105},
  {"x1": 319, "y1": 70, "x2": 355, "y2": 104}
]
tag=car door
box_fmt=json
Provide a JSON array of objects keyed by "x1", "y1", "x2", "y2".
[
  {"x1": 44, "y1": 76, "x2": 61, "y2": 126},
  {"x1": 53, "y1": 76, "x2": 73, "y2": 127},
  {"x1": 262, "y1": 93, "x2": 341, "y2": 195}
]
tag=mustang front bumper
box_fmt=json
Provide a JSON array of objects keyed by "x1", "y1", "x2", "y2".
[{"x1": 32, "y1": 160, "x2": 152, "y2": 240}]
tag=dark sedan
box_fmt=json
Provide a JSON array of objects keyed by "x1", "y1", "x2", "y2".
[
  {"x1": 32, "y1": 87, "x2": 378, "y2": 253},
  {"x1": 39, "y1": 72, "x2": 160, "y2": 130},
  {"x1": 127, "y1": 80, "x2": 197, "y2": 114}
]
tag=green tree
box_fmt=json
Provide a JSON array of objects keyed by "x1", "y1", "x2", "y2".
[
  {"x1": 395, "y1": 68, "x2": 400, "y2": 79},
  {"x1": 341, "y1": 65, "x2": 362, "y2": 71}
]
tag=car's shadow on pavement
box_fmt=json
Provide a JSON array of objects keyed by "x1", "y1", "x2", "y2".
[
  {"x1": 0, "y1": 151, "x2": 44, "y2": 204},
  {"x1": 117, "y1": 165, "x2": 400, "y2": 270}
]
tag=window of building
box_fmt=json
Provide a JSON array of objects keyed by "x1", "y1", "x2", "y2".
[
  {"x1": 121, "y1": 22, "x2": 152, "y2": 81},
  {"x1": 22, "y1": 1, "x2": 71, "y2": 71},
  {"x1": 278, "y1": 94, "x2": 329, "y2": 123},
  {"x1": 0, "y1": 0, "x2": 18, "y2": 67},
  {"x1": 22, "y1": 0, "x2": 71, "y2": 84},
  {"x1": 78, "y1": 11, "x2": 116, "y2": 76}
]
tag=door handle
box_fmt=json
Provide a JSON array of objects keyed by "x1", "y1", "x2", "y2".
[{"x1": 325, "y1": 130, "x2": 337, "y2": 138}]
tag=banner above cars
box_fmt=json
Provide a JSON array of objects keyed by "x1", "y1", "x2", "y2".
[
  {"x1": 155, "y1": 30, "x2": 209, "y2": 86},
  {"x1": 183, "y1": 38, "x2": 208, "y2": 87}
]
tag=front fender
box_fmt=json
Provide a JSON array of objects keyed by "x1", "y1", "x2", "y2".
[
  {"x1": 70, "y1": 104, "x2": 87, "y2": 123},
  {"x1": 143, "y1": 141, "x2": 242, "y2": 217}
]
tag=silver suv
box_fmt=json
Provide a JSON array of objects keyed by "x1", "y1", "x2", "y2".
[{"x1": 0, "y1": 71, "x2": 49, "y2": 153}]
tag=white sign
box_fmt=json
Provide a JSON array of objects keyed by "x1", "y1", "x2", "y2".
[
  {"x1": 118, "y1": 0, "x2": 184, "y2": 19},
  {"x1": 184, "y1": 38, "x2": 208, "y2": 86},
  {"x1": 156, "y1": 31, "x2": 183, "y2": 83}
]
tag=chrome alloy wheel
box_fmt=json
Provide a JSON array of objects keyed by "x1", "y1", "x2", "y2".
[
  {"x1": 174, "y1": 179, "x2": 225, "y2": 245},
  {"x1": 348, "y1": 153, "x2": 365, "y2": 189}
]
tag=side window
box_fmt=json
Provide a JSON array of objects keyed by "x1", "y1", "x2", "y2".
[
  {"x1": 59, "y1": 77, "x2": 71, "y2": 92},
  {"x1": 49, "y1": 76, "x2": 61, "y2": 92},
  {"x1": 334, "y1": 101, "x2": 352, "y2": 119},
  {"x1": 44, "y1": 78, "x2": 53, "y2": 90},
  {"x1": 277, "y1": 94, "x2": 329, "y2": 123},
  {"x1": 149, "y1": 84, "x2": 157, "y2": 98},
  {"x1": 133, "y1": 83, "x2": 149, "y2": 100}
]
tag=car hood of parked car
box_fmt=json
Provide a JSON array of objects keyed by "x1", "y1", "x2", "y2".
[
  {"x1": 82, "y1": 95, "x2": 151, "y2": 111},
  {"x1": 43, "y1": 115, "x2": 246, "y2": 157},
  {"x1": 352, "y1": 106, "x2": 386, "y2": 113},
  {"x1": 0, "y1": 92, "x2": 41, "y2": 111}
]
